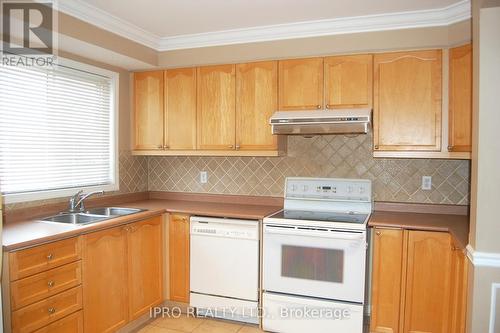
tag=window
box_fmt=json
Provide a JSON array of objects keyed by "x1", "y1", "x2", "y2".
[{"x1": 0, "y1": 58, "x2": 118, "y2": 203}]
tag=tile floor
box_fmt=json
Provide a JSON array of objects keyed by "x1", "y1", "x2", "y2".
[{"x1": 137, "y1": 315, "x2": 370, "y2": 333}]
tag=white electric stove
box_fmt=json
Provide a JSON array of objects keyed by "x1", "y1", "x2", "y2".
[{"x1": 262, "y1": 177, "x2": 372, "y2": 333}]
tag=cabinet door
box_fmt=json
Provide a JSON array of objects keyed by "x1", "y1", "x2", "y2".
[
  {"x1": 197, "y1": 65, "x2": 236, "y2": 150},
  {"x1": 403, "y1": 231, "x2": 452, "y2": 333},
  {"x1": 370, "y1": 228, "x2": 404, "y2": 333},
  {"x1": 374, "y1": 50, "x2": 442, "y2": 151},
  {"x1": 324, "y1": 54, "x2": 373, "y2": 109},
  {"x1": 165, "y1": 68, "x2": 197, "y2": 150},
  {"x1": 83, "y1": 226, "x2": 128, "y2": 333},
  {"x1": 448, "y1": 44, "x2": 472, "y2": 152},
  {"x1": 169, "y1": 214, "x2": 190, "y2": 303},
  {"x1": 134, "y1": 71, "x2": 164, "y2": 150},
  {"x1": 448, "y1": 244, "x2": 468, "y2": 333},
  {"x1": 127, "y1": 216, "x2": 163, "y2": 320},
  {"x1": 236, "y1": 61, "x2": 278, "y2": 150},
  {"x1": 278, "y1": 58, "x2": 323, "y2": 110}
]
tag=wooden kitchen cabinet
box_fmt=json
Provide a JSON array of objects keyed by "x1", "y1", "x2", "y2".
[
  {"x1": 83, "y1": 216, "x2": 163, "y2": 332},
  {"x1": 196, "y1": 65, "x2": 236, "y2": 150},
  {"x1": 278, "y1": 58, "x2": 324, "y2": 110},
  {"x1": 236, "y1": 61, "x2": 278, "y2": 150},
  {"x1": 448, "y1": 44, "x2": 472, "y2": 152},
  {"x1": 83, "y1": 226, "x2": 129, "y2": 333},
  {"x1": 134, "y1": 71, "x2": 164, "y2": 150},
  {"x1": 373, "y1": 50, "x2": 442, "y2": 151},
  {"x1": 165, "y1": 68, "x2": 197, "y2": 150},
  {"x1": 127, "y1": 216, "x2": 163, "y2": 320},
  {"x1": 370, "y1": 228, "x2": 404, "y2": 333},
  {"x1": 324, "y1": 54, "x2": 373, "y2": 109},
  {"x1": 169, "y1": 214, "x2": 190, "y2": 303},
  {"x1": 371, "y1": 228, "x2": 465, "y2": 333}
]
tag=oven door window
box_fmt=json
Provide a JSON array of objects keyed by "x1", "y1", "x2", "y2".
[{"x1": 281, "y1": 245, "x2": 344, "y2": 283}]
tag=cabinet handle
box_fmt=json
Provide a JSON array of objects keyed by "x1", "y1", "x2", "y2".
[
  {"x1": 47, "y1": 280, "x2": 55, "y2": 288},
  {"x1": 316, "y1": 105, "x2": 321, "y2": 109},
  {"x1": 124, "y1": 226, "x2": 131, "y2": 232},
  {"x1": 376, "y1": 231, "x2": 381, "y2": 236},
  {"x1": 447, "y1": 145, "x2": 453, "y2": 151},
  {"x1": 235, "y1": 145, "x2": 240, "y2": 150},
  {"x1": 325, "y1": 104, "x2": 330, "y2": 109},
  {"x1": 46, "y1": 253, "x2": 54, "y2": 260},
  {"x1": 374, "y1": 145, "x2": 379, "y2": 150},
  {"x1": 229, "y1": 145, "x2": 234, "y2": 149},
  {"x1": 164, "y1": 145, "x2": 169, "y2": 149},
  {"x1": 48, "y1": 307, "x2": 56, "y2": 314},
  {"x1": 452, "y1": 246, "x2": 461, "y2": 251}
]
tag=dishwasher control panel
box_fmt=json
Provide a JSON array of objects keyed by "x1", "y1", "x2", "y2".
[{"x1": 190, "y1": 216, "x2": 259, "y2": 240}]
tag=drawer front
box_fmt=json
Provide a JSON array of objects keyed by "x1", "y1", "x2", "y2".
[
  {"x1": 11, "y1": 261, "x2": 82, "y2": 310},
  {"x1": 10, "y1": 237, "x2": 81, "y2": 280},
  {"x1": 12, "y1": 286, "x2": 83, "y2": 333},
  {"x1": 33, "y1": 311, "x2": 83, "y2": 333}
]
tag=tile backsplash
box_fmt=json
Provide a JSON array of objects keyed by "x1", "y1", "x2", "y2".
[{"x1": 149, "y1": 135, "x2": 470, "y2": 205}]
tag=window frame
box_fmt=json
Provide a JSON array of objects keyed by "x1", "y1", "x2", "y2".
[{"x1": 1, "y1": 57, "x2": 120, "y2": 204}]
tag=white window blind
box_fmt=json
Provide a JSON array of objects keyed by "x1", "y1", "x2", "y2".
[{"x1": 0, "y1": 61, "x2": 116, "y2": 201}]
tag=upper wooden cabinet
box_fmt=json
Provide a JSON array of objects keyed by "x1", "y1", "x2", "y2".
[
  {"x1": 236, "y1": 61, "x2": 278, "y2": 150},
  {"x1": 169, "y1": 214, "x2": 190, "y2": 303},
  {"x1": 374, "y1": 50, "x2": 442, "y2": 151},
  {"x1": 165, "y1": 68, "x2": 197, "y2": 150},
  {"x1": 278, "y1": 58, "x2": 324, "y2": 110},
  {"x1": 324, "y1": 54, "x2": 373, "y2": 109},
  {"x1": 197, "y1": 65, "x2": 236, "y2": 150},
  {"x1": 134, "y1": 71, "x2": 164, "y2": 150},
  {"x1": 448, "y1": 44, "x2": 472, "y2": 152}
]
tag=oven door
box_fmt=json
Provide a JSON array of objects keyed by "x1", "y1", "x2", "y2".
[{"x1": 263, "y1": 223, "x2": 366, "y2": 303}]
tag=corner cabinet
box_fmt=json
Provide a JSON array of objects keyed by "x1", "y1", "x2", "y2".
[
  {"x1": 373, "y1": 50, "x2": 442, "y2": 152},
  {"x1": 448, "y1": 44, "x2": 472, "y2": 152},
  {"x1": 370, "y1": 228, "x2": 468, "y2": 333},
  {"x1": 169, "y1": 214, "x2": 190, "y2": 303}
]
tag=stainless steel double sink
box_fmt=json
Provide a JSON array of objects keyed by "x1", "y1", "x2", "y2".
[{"x1": 41, "y1": 207, "x2": 145, "y2": 225}]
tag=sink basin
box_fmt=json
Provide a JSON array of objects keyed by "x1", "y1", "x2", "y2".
[
  {"x1": 40, "y1": 207, "x2": 145, "y2": 225},
  {"x1": 85, "y1": 207, "x2": 144, "y2": 216},
  {"x1": 42, "y1": 213, "x2": 109, "y2": 225}
]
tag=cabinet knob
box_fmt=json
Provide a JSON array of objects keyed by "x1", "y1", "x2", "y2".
[
  {"x1": 316, "y1": 105, "x2": 321, "y2": 109},
  {"x1": 46, "y1": 253, "x2": 54, "y2": 260},
  {"x1": 447, "y1": 145, "x2": 453, "y2": 151},
  {"x1": 157, "y1": 145, "x2": 163, "y2": 149},
  {"x1": 48, "y1": 280, "x2": 55, "y2": 288},
  {"x1": 235, "y1": 145, "x2": 240, "y2": 150},
  {"x1": 325, "y1": 104, "x2": 330, "y2": 109},
  {"x1": 229, "y1": 145, "x2": 234, "y2": 149},
  {"x1": 376, "y1": 231, "x2": 381, "y2": 236},
  {"x1": 48, "y1": 307, "x2": 56, "y2": 314},
  {"x1": 374, "y1": 145, "x2": 379, "y2": 150}
]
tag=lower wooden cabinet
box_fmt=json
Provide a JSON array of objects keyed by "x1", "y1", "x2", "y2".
[
  {"x1": 370, "y1": 228, "x2": 468, "y2": 333},
  {"x1": 82, "y1": 216, "x2": 163, "y2": 333},
  {"x1": 169, "y1": 214, "x2": 190, "y2": 303}
]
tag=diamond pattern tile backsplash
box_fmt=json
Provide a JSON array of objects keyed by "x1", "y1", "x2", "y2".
[{"x1": 148, "y1": 135, "x2": 470, "y2": 205}]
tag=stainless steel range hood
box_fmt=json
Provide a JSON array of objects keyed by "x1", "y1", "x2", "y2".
[{"x1": 270, "y1": 109, "x2": 371, "y2": 135}]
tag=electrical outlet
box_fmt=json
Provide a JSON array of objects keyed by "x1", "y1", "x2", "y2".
[
  {"x1": 422, "y1": 176, "x2": 432, "y2": 190},
  {"x1": 199, "y1": 171, "x2": 208, "y2": 184}
]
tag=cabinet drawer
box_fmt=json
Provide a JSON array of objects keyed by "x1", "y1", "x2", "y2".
[
  {"x1": 12, "y1": 286, "x2": 83, "y2": 333},
  {"x1": 10, "y1": 237, "x2": 81, "y2": 280},
  {"x1": 33, "y1": 310, "x2": 83, "y2": 333},
  {"x1": 11, "y1": 261, "x2": 82, "y2": 310}
]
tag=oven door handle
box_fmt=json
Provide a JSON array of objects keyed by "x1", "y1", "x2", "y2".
[{"x1": 264, "y1": 225, "x2": 365, "y2": 240}]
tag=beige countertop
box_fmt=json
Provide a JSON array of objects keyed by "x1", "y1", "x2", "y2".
[{"x1": 2, "y1": 196, "x2": 282, "y2": 252}]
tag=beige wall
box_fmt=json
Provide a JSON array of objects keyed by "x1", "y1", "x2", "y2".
[
  {"x1": 467, "y1": 1, "x2": 500, "y2": 333},
  {"x1": 156, "y1": 20, "x2": 470, "y2": 69}
]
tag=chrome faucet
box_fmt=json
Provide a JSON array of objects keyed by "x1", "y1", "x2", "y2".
[{"x1": 68, "y1": 190, "x2": 104, "y2": 213}]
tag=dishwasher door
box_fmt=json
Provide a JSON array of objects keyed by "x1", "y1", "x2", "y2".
[{"x1": 190, "y1": 216, "x2": 259, "y2": 301}]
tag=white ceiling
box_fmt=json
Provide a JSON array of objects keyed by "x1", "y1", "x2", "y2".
[{"x1": 59, "y1": 0, "x2": 471, "y2": 51}]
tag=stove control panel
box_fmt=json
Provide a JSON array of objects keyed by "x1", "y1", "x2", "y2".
[{"x1": 285, "y1": 177, "x2": 372, "y2": 202}]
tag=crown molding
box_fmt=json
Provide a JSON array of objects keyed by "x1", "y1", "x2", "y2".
[
  {"x1": 58, "y1": 0, "x2": 471, "y2": 52},
  {"x1": 467, "y1": 244, "x2": 500, "y2": 268}
]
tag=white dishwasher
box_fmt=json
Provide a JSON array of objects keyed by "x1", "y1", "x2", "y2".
[{"x1": 190, "y1": 216, "x2": 259, "y2": 324}]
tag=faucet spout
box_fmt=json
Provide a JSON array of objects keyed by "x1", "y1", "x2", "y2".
[{"x1": 68, "y1": 190, "x2": 104, "y2": 213}]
